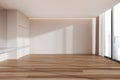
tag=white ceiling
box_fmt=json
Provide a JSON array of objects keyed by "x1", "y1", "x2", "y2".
[{"x1": 0, "y1": 0, "x2": 120, "y2": 19}]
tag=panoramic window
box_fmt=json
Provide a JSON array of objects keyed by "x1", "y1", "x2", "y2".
[
  {"x1": 113, "y1": 3, "x2": 120, "y2": 61},
  {"x1": 104, "y1": 9, "x2": 112, "y2": 58}
]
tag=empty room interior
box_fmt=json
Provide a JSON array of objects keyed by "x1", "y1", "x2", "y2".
[{"x1": 0, "y1": 0, "x2": 120, "y2": 80}]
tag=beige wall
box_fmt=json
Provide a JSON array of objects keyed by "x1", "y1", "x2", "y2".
[{"x1": 30, "y1": 19, "x2": 93, "y2": 54}]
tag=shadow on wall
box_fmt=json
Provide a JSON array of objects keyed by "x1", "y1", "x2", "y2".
[{"x1": 30, "y1": 20, "x2": 92, "y2": 54}]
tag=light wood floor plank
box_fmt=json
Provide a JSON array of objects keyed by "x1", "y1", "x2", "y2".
[{"x1": 0, "y1": 54, "x2": 119, "y2": 80}]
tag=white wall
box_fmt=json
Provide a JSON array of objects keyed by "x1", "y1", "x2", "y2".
[
  {"x1": 7, "y1": 10, "x2": 17, "y2": 48},
  {"x1": 0, "y1": 8, "x2": 7, "y2": 47},
  {"x1": 92, "y1": 18, "x2": 96, "y2": 54},
  {"x1": 30, "y1": 19, "x2": 93, "y2": 54},
  {"x1": 0, "y1": 7, "x2": 8, "y2": 61},
  {"x1": 0, "y1": 9, "x2": 30, "y2": 61},
  {"x1": 7, "y1": 10, "x2": 30, "y2": 59},
  {"x1": 17, "y1": 12, "x2": 30, "y2": 59}
]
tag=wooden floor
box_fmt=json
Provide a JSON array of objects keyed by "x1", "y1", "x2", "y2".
[{"x1": 0, "y1": 54, "x2": 119, "y2": 80}]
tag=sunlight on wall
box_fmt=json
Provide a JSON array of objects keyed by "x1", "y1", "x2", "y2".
[
  {"x1": 31, "y1": 25, "x2": 74, "y2": 54},
  {"x1": 65, "y1": 25, "x2": 73, "y2": 53},
  {"x1": 30, "y1": 20, "x2": 92, "y2": 54}
]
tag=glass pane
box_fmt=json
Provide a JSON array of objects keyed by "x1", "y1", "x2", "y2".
[
  {"x1": 113, "y1": 3, "x2": 120, "y2": 61},
  {"x1": 104, "y1": 9, "x2": 112, "y2": 58}
]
